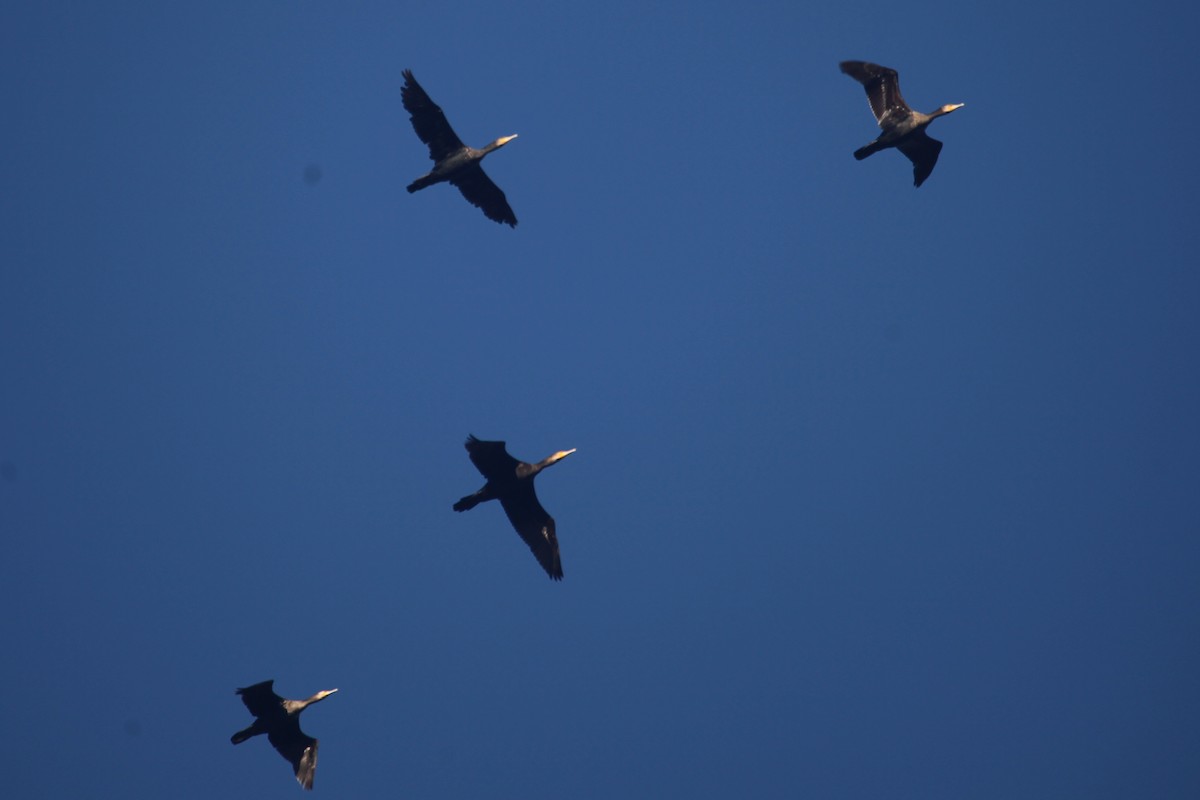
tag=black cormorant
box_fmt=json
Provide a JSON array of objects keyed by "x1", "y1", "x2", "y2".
[
  {"x1": 840, "y1": 61, "x2": 963, "y2": 187},
  {"x1": 453, "y1": 435, "x2": 575, "y2": 580},
  {"x1": 401, "y1": 69, "x2": 518, "y2": 227},
  {"x1": 231, "y1": 680, "x2": 338, "y2": 790}
]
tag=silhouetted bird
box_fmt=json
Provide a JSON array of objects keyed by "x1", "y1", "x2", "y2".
[
  {"x1": 401, "y1": 69, "x2": 518, "y2": 226},
  {"x1": 840, "y1": 61, "x2": 963, "y2": 187},
  {"x1": 231, "y1": 680, "x2": 338, "y2": 790},
  {"x1": 454, "y1": 435, "x2": 575, "y2": 580}
]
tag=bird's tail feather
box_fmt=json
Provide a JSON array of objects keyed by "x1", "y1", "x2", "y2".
[
  {"x1": 407, "y1": 175, "x2": 435, "y2": 193},
  {"x1": 853, "y1": 143, "x2": 879, "y2": 161},
  {"x1": 230, "y1": 727, "x2": 255, "y2": 745},
  {"x1": 453, "y1": 494, "x2": 481, "y2": 512}
]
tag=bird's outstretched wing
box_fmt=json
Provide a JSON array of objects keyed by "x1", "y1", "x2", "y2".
[
  {"x1": 268, "y1": 726, "x2": 320, "y2": 790},
  {"x1": 464, "y1": 435, "x2": 521, "y2": 479},
  {"x1": 401, "y1": 69, "x2": 466, "y2": 162},
  {"x1": 896, "y1": 130, "x2": 943, "y2": 187},
  {"x1": 236, "y1": 680, "x2": 282, "y2": 718},
  {"x1": 499, "y1": 484, "x2": 563, "y2": 580},
  {"x1": 449, "y1": 164, "x2": 518, "y2": 227},
  {"x1": 839, "y1": 61, "x2": 912, "y2": 123}
]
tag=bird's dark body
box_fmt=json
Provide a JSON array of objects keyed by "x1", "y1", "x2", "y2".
[
  {"x1": 406, "y1": 148, "x2": 483, "y2": 192},
  {"x1": 856, "y1": 113, "x2": 922, "y2": 152}
]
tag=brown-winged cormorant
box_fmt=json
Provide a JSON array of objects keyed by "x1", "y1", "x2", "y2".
[
  {"x1": 840, "y1": 61, "x2": 963, "y2": 187},
  {"x1": 231, "y1": 680, "x2": 338, "y2": 790},
  {"x1": 453, "y1": 435, "x2": 575, "y2": 580},
  {"x1": 401, "y1": 69, "x2": 518, "y2": 227}
]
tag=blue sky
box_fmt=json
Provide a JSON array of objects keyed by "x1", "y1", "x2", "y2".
[{"x1": 3, "y1": 2, "x2": 1199, "y2": 797}]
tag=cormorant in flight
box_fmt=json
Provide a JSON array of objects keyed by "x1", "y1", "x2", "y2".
[
  {"x1": 231, "y1": 680, "x2": 338, "y2": 790},
  {"x1": 401, "y1": 69, "x2": 518, "y2": 226},
  {"x1": 840, "y1": 61, "x2": 963, "y2": 187},
  {"x1": 453, "y1": 435, "x2": 575, "y2": 580}
]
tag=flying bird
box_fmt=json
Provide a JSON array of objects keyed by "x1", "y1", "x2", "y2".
[
  {"x1": 231, "y1": 680, "x2": 338, "y2": 790},
  {"x1": 401, "y1": 69, "x2": 518, "y2": 227},
  {"x1": 453, "y1": 435, "x2": 575, "y2": 580},
  {"x1": 840, "y1": 61, "x2": 963, "y2": 187}
]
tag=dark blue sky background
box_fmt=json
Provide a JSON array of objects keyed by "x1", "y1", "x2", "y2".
[{"x1": 3, "y1": 2, "x2": 1199, "y2": 797}]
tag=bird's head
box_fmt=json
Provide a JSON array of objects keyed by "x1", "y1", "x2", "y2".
[
  {"x1": 548, "y1": 448, "x2": 576, "y2": 465},
  {"x1": 493, "y1": 134, "x2": 519, "y2": 148},
  {"x1": 314, "y1": 689, "x2": 339, "y2": 702},
  {"x1": 940, "y1": 103, "x2": 964, "y2": 115}
]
